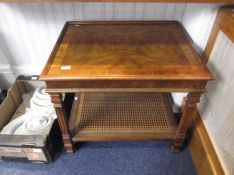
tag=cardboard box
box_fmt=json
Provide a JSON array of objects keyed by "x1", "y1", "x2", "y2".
[{"x1": 0, "y1": 76, "x2": 61, "y2": 163}]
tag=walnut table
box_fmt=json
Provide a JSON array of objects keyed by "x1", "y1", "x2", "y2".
[{"x1": 40, "y1": 21, "x2": 213, "y2": 154}]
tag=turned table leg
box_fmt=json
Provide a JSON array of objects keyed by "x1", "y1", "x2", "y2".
[
  {"x1": 50, "y1": 92, "x2": 74, "y2": 154},
  {"x1": 172, "y1": 92, "x2": 202, "y2": 152}
]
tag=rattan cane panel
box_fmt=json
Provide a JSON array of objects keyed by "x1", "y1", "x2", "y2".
[{"x1": 71, "y1": 92, "x2": 176, "y2": 137}]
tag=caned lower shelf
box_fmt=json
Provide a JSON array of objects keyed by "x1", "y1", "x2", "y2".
[{"x1": 69, "y1": 92, "x2": 177, "y2": 142}]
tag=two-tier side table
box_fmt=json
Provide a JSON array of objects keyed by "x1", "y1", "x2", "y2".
[{"x1": 40, "y1": 21, "x2": 213, "y2": 154}]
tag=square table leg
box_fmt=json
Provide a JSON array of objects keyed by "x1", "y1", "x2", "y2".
[
  {"x1": 172, "y1": 92, "x2": 202, "y2": 152},
  {"x1": 50, "y1": 92, "x2": 74, "y2": 154}
]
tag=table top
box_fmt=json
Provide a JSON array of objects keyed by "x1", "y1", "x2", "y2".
[{"x1": 40, "y1": 21, "x2": 213, "y2": 81}]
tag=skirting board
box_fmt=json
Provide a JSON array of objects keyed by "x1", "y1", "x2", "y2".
[
  {"x1": 0, "y1": 64, "x2": 40, "y2": 89},
  {"x1": 189, "y1": 108, "x2": 225, "y2": 175}
]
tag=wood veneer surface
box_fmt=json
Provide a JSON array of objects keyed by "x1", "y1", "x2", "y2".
[{"x1": 40, "y1": 21, "x2": 213, "y2": 81}]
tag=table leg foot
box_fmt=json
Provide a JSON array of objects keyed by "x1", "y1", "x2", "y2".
[
  {"x1": 172, "y1": 93, "x2": 202, "y2": 152},
  {"x1": 171, "y1": 146, "x2": 180, "y2": 153},
  {"x1": 172, "y1": 134, "x2": 186, "y2": 152},
  {"x1": 63, "y1": 135, "x2": 75, "y2": 154}
]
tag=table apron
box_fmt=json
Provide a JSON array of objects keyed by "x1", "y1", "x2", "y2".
[{"x1": 45, "y1": 80, "x2": 208, "y2": 93}]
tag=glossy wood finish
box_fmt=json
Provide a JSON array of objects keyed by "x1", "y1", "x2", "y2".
[
  {"x1": 172, "y1": 92, "x2": 201, "y2": 152},
  {"x1": 41, "y1": 21, "x2": 213, "y2": 82},
  {"x1": 189, "y1": 108, "x2": 225, "y2": 175},
  {"x1": 40, "y1": 21, "x2": 213, "y2": 153},
  {"x1": 0, "y1": 0, "x2": 233, "y2": 3},
  {"x1": 190, "y1": 6, "x2": 233, "y2": 174},
  {"x1": 45, "y1": 80, "x2": 208, "y2": 92},
  {"x1": 50, "y1": 93, "x2": 74, "y2": 153},
  {"x1": 203, "y1": 6, "x2": 234, "y2": 63}
]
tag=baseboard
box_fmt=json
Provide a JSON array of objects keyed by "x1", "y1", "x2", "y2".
[
  {"x1": 189, "y1": 108, "x2": 225, "y2": 175},
  {"x1": 0, "y1": 64, "x2": 37, "y2": 73},
  {"x1": 0, "y1": 64, "x2": 38, "y2": 89}
]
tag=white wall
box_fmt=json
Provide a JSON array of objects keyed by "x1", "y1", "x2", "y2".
[
  {"x1": 182, "y1": 4, "x2": 218, "y2": 53},
  {"x1": 199, "y1": 31, "x2": 234, "y2": 175},
  {"x1": 0, "y1": 3, "x2": 219, "y2": 89},
  {"x1": 0, "y1": 2, "x2": 187, "y2": 90}
]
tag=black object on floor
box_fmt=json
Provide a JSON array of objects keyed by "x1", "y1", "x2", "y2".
[
  {"x1": 0, "y1": 141, "x2": 195, "y2": 175},
  {"x1": 0, "y1": 90, "x2": 7, "y2": 105}
]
